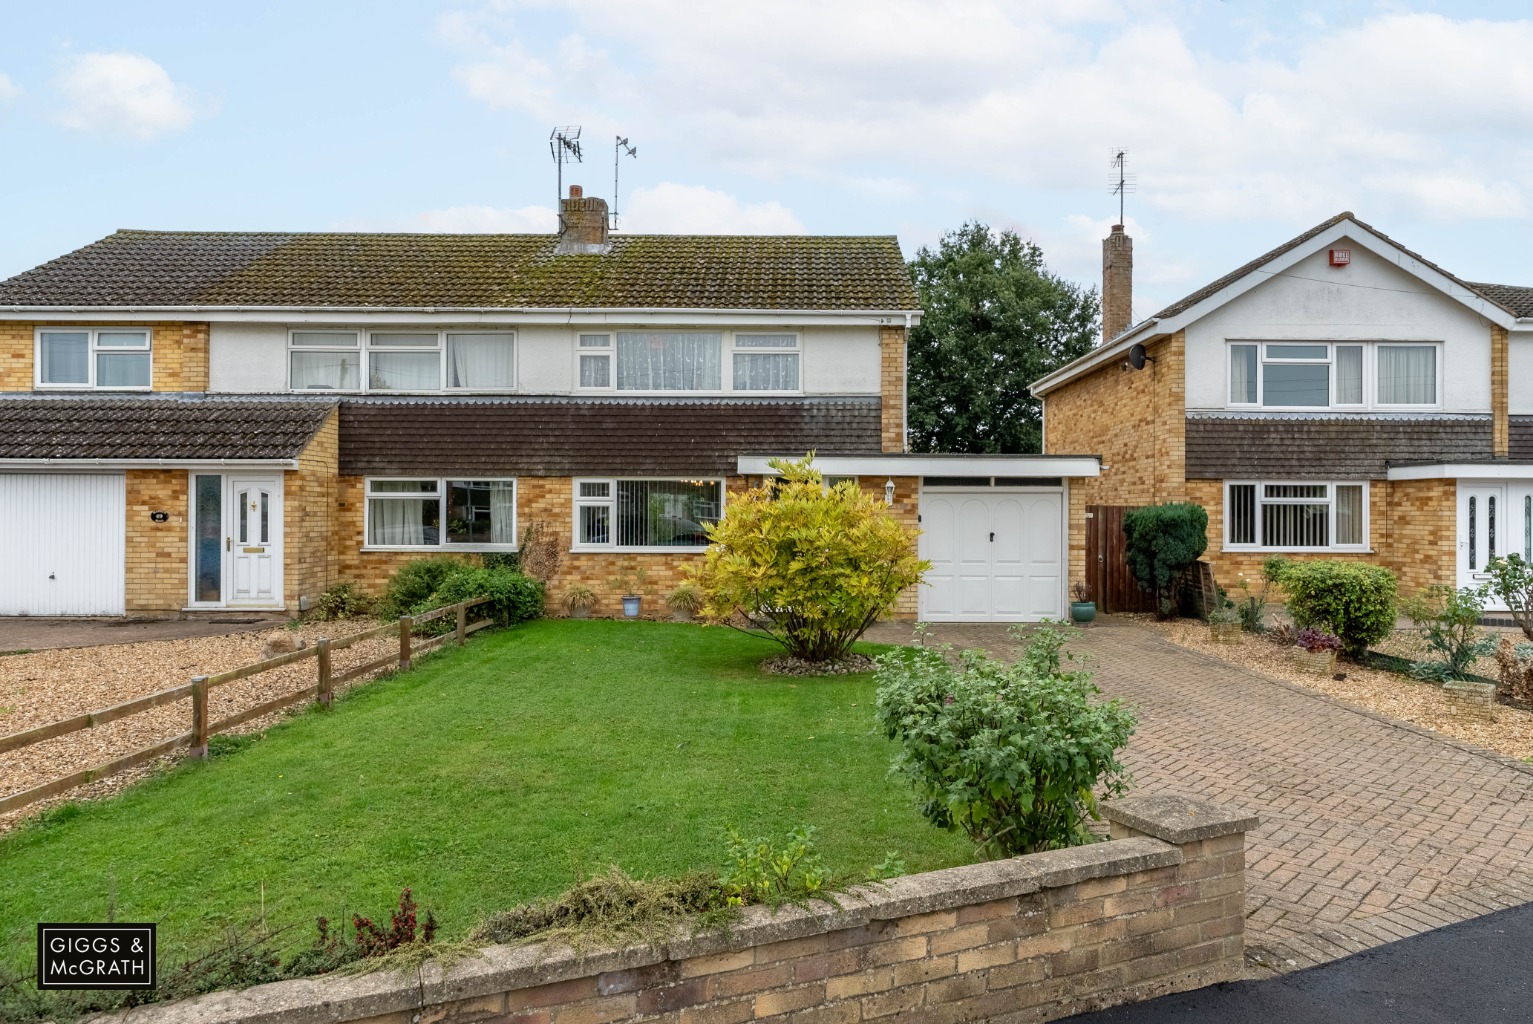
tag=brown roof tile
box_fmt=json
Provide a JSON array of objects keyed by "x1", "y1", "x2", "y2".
[
  {"x1": 338, "y1": 397, "x2": 882, "y2": 477},
  {"x1": 0, "y1": 231, "x2": 918, "y2": 311},
  {"x1": 1185, "y1": 414, "x2": 1493, "y2": 479}
]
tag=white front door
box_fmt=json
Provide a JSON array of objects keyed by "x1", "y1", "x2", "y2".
[
  {"x1": 190, "y1": 473, "x2": 282, "y2": 608},
  {"x1": 1459, "y1": 482, "x2": 1507, "y2": 593},
  {"x1": 919, "y1": 488, "x2": 1064, "y2": 622}
]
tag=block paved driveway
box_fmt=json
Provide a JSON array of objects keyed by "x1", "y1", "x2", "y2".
[{"x1": 865, "y1": 617, "x2": 1533, "y2": 976}]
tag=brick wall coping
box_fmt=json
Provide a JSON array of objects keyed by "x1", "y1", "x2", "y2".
[
  {"x1": 119, "y1": 833, "x2": 1195, "y2": 1024},
  {"x1": 1102, "y1": 795, "x2": 1260, "y2": 846}
]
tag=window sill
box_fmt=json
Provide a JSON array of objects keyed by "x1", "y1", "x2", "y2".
[
  {"x1": 35, "y1": 385, "x2": 153, "y2": 392},
  {"x1": 361, "y1": 545, "x2": 520, "y2": 553},
  {"x1": 1224, "y1": 547, "x2": 1375, "y2": 555},
  {"x1": 569, "y1": 546, "x2": 710, "y2": 555},
  {"x1": 1223, "y1": 405, "x2": 1443, "y2": 414}
]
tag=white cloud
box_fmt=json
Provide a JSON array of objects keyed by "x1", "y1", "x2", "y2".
[
  {"x1": 441, "y1": 4, "x2": 1533, "y2": 225},
  {"x1": 54, "y1": 52, "x2": 199, "y2": 140},
  {"x1": 411, "y1": 204, "x2": 555, "y2": 232},
  {"x1": 619, "y1": 183, "x2": 804, "y2": 234},
  {"x1": 0, "y1": 73, "x2": 20, "y2": 102}
]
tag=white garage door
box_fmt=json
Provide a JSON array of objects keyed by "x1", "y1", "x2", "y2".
[
  {"x1": 919, "y1": 489, "x2": 1063, "y2": 622},
  {"x1": 0, "y1": 474, "x2": 126, "y2": 616}
]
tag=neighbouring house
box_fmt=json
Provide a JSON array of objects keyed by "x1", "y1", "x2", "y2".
[
  {"x1": 1033, "y1": 212, "x2": 1533, "y2": 610},
  {"x1": 0, "y1": 187, "x2": 1099, "y2": 623}
]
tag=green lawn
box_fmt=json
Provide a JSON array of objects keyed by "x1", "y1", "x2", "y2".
[{"x1": 0, "y1": 620, "x2": 970, "y2": 968}]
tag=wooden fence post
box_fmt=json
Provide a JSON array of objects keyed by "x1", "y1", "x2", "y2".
[
  {"x1": 190, "y1": 676, "x2": 209, "y2": 759},
  {"x1": 316, "y1": 638, "x2": 333, "y2": 707},
  {"x1": 456, "y1": 602, "x2": 467, "y2": 646},
  {"x1": 399, "y1": 615, "x2": 412, "y2": 671}
]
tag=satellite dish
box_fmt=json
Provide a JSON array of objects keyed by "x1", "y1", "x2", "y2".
[{"x1": 1128, "y1": 343, "x2": 1148, "y2": 370}]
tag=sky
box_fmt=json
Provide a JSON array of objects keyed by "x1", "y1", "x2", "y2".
[{"x1": 2, "y1": 0, "x2": 1531, "y2": 319}]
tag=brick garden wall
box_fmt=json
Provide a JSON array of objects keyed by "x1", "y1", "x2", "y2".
[
  {"x1": 123, "y1": 795, "x2": 1254, "y2": 1024},
  {"x1": 0, "y1": 321, "x2": 209, "y2": 391}
]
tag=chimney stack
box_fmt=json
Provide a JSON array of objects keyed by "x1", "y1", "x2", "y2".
[
  {"x1": 1102, "y1": 224, "x2": 1133, "y2": 343},
  {"x1": 556, "y1": 185, "x2": 610, "y2": 254}
]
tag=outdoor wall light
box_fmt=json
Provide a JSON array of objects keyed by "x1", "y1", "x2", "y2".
[{"x1": 884, "y1": 478, "x2": 896, "y2": 505}]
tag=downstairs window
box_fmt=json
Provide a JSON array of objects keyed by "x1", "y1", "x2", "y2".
[
  {"x1": 574, "y1": 478, "x2": 723, "y2": 550},
  {"x1": 365, "y1": 478, "x2": 516, "y2": 548},
  {"x1": 1225, "y1": 482, "x2": 1367, "y2": 551}
]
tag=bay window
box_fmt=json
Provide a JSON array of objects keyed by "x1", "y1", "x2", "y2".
[
  {"x1": 290, "y1": 330, "x2": 515, "y2": 392},
  {"x1": 365, "y1": 478, "x2": 516, "y2": 549},
  {"x1": 1225, "y1": 481, "x2": 1367, "y2": 551},
  {"x1": 37, "y1": 328, "x2": 151, "y2": 389},
  {"x1": 574, "y1": 478, "x2": 723, "y2": 550},
  {"x1": 1228, "y1": 341, "x2": 1436, "y2": 409}
]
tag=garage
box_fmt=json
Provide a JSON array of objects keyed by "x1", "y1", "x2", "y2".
[
  {"x1": 0, "y1": 474, "x2": 125, "y2": 616},
  {"x1": 919, "y1": 484, "x2": 1066, "y2": 622}
]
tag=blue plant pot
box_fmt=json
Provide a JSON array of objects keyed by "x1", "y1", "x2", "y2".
[{"x1": 622, "y1": 596, "x2": 642, "y2": 618}]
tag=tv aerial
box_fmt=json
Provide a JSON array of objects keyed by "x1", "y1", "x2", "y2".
[
  {"x1": 612, "y1": 136, "x2": 637, "y2": 230},
  {"x1": 1109, "y1": 148, "x2": 1135, "y2": 227},
  {"x1": 550, "y1": 126, "x2": 583, "y2": 229}
]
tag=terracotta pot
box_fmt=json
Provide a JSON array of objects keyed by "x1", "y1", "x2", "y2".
[
  {"x1": 1209, "y1": 622, "x2": 1242, "y2": 645},
  {"x1": 1292, "y1": 647, "x2": 1337, "y2": 675}
]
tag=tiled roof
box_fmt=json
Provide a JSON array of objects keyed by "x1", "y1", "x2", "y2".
[
  {"x1": 0, "y1": 394, "x2": 335, "y2": 461},
  {"x1": 339, "y1": 396, "x2": 882, "y2": 476},
  {"x1": 0, "y1": 231, "x2": 919, "y2": 311},
  {"x1": 1185, "y1": 413, "x2": 1492, "y2": 479},
  {"x1": 1469, "y1": 283, "x2": 1533, "y2": 318},
  {"x1": 1513, "y1": 417, "x2": 1533, "y2": 461}
]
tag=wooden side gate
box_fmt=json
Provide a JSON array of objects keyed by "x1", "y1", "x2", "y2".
[{"x1": 1085, "y1": 505, "x2": 1158, "y2": 614}]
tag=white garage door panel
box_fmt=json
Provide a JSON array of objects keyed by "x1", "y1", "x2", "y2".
[
  {"x1": 0, "y1": 475, "x2": 126, "y2": 615},
  {"x1": 920, "y1": 489, "x2": 1063, "y2": 622}
]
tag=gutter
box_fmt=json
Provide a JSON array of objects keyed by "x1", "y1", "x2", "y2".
[
  {"x1": 0, "y1": 458, "x2": 300, "y2": 470},
  {"x1": 1, "y1": 303, "x2": 926, "y2": 321}
]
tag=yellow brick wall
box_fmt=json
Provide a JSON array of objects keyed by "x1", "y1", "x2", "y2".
[
  {"x1": 283, "y1": 408, "x2": 339, "y2": 612},
  {"x1": 1493, "y1": 324, "x2": 1509, "y2": 458},
  {"x1": 124, "y1": 470, "x2": 189, "y2": 613},
  {"x1": 1045, "y1": 332, "x2": 1185, "y2": 585},
  {"x1": 0, "y1": 321, "x2": 209, "y2": 391},
  {"x1": 880, "y1": 325, "x2": 906, "y2": 453}
]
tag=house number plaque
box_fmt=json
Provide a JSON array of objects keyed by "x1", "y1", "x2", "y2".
[{"x1": 149, "y1": 511, "x2": 169, "y2": 523}]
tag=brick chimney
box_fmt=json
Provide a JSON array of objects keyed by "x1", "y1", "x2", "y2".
[
  {"x1": 556, "y1": 185, "x2": 610, "y2": 254},
  {"x1": 1102, "y1": 224, "x2": 1133, "y2": 343}
]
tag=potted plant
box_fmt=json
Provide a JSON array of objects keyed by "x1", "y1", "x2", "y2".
[
  {"x1": 1207, "y1": 605, "x2": 1242, "y2": 644},
  {"x1": 563, "y1": 584, "x2": 597, "y2": 620},
  {"x1": 609, "y1": 567, "x2": 650, "y2": 619},
  {"x1": 1069, "y1": 581, "x2": 1096, "y2": 624},
  {"x1": 665, "y1": 581, "x2": 705, "y2": 622},
  {"x1": 1293, "y1": 627, "x2": 1342, "y2": 675}
]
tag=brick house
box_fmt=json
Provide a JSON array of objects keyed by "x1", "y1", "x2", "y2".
[
  {"x1": 0, "y1": 188, "x2": 1098, "y2": 622},
  {"x1": 1033, "y1": 212, "x2": 1533, "y2": 607}
]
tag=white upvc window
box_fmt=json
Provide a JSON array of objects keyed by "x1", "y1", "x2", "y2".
[
  {"x1": 572, "y1": 478, "x2": 724, "y2": 551},
  {"x1": 1225, "y1": 481, "x2": 1368, "y2": 552},
  {"x1": 364, "y1": 478, "x2": 517, "y2": 550},
  {"x1": 732, "y1": 333, "x2": 800, "y2": 392},
  {"x1": 36, "y1": 328, "x2": 152, "y2": 389},
  {"x1": 577, "y1": 333, "x2": 613, "y2": 389},
  {"x1": 290, "y1": 330, "x2": 515, "y2": 393},
  {"x1": 1227, "y1": 341, "x2": 1438, "y2": 410}
]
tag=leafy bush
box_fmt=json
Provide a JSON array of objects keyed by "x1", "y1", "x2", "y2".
[
  {"x1": 874, "y1": 622, "x2": 1136, "y2": 858},
  {"x1": 1403, "y1": 585, "x2": 1497, "y2": 681},
  {"x1": 720, "y1": 824, "x2": 829, "y2": 904},
  {"x1": 427, "y1": 565, "x2": 545, "y2": 626},
  {"x1": 1271, "y1": 559, "x2": 1397, "y2": 660},
  {"x1": 378, "y1": 557, "x2": 464, "y2": 619},
  {"x1": 1121, "y1": 503, "x2": 1208, "y2": 617},
  {"x1": 1207, "y1": 605, "x2": 1240, "y2": 626},
  {"x1": 1295, "y1": 627, "x2": 1341, "y2": 654},
  {"x1": 693, "y1": 455, "x2": 928, "y2": 663},
  {"x1": 1479, "y1": 554, "x2": 1533, "y2": 641},
  {"x1": 312, "y1": 582, "x2": 367, "y2": 621}
]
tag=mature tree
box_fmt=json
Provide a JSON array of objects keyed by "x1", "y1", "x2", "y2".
[{"x1": 907, "y1": 223, "x2": 1099, "y2": 453}]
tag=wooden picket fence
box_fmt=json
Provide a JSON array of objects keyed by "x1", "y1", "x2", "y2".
[{"x1": 0, "y1": 597, "x2": 493, "y2": 815}]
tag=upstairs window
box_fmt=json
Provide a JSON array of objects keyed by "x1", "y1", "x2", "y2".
[
  {"x1": 578, "y1": 334, "x2": 613, "y2": 388},
  {"x1": 1228, "y1": 342, "x2": 1436, "y2": 409},
  {"x1": 291, "y1": 331, "x2": 361, "y2": 391},
  {"x1": 615, "y1": 332, "x2": 722, "y2": 391},
  {"x1": 1225, "y1": 481, "x2": 1367, "y2": 551},
  {"x1": 369, "y1": 332, "x2": 440, "y2": 391},
  {"x1": 37, "y1": 329, "x2": 151, "y2": 389},
  {"x1": 732, "y1": 333, "x2": 800, "y2": 391},
  {"x1": 290, "y1": 330, "x2": 515, "y2": 392}
]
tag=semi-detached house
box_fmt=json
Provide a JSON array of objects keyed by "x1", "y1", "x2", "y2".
[
  {"x1": 1034, "y1": 212, "x2": 1533, "y2": 609},
  {"x1": 0, "y1": 188, "x2": 1098, "y2": 623}
]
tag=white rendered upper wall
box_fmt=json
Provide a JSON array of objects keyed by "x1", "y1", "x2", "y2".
[{"x1": 1183, "y1": 238, "x2": 1495, "y2": 413}]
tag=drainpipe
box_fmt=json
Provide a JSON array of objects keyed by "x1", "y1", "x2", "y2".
[{"x1": 902, "y1": 311, "x2": 911, "y2": 453}]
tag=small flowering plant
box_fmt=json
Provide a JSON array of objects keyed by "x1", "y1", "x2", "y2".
[{"x1": 1295, "y1": 627, "x2": 1342, "y2": 654}]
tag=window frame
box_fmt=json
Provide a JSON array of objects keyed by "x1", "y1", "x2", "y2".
[
  {"x1": 730, "y1": 332, "x2": 802, "y2": 394},
  {"x1": 1225, "y1": 341, "x2": 1441, "y2": 411},
  {"x1": 35, "y1": 327, "x2": 153, "y2": 391},
  {"x1": 362, "y1": 476, "x2": 518, "y2": 552},
  {"x1": 574, "y1": 331, "x2": 802, "y2": 395},
  {"x1": 570, "y1": 476, "x2": 726, "y2": 552},
  {"x1": 575, "y1": 333, "x2": 614, "y2": 391},
  {"x1": 1223, "y1": 479, "x2": 1370, "y2": 553},
  {"x1": 288, "y1": 329, "x2": 517, "y2": 394}
]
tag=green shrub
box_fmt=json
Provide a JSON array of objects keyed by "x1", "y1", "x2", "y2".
[
  {"x1": 1403, "y1": 584, "x2": 1497, "y2": 681},
  {"x1": 378, "y1": 557, "x2": 464, "y2": 619},
  {"x1": 427, "y1": 565, "x2": 545, "y2": 626},
  {"x1": 1479, "y1": 554, "x2": 1533, "y2": 641},
  {"x1": 693, "y1": 455, "x2": 928, "y2": 662},
  {"x1": 1272, "y1": 559, "x2": 1397, "y2": 660},
  {"x1": 874, "y1": 622, "x2": 1136, "y2": 858},
  {"x1": 312, "y1": 582, "x2": 367, "y2": 621},
  {"x1": 720, "y1": 824, "x2": 829, "y2": 904},
  {"x1": 1121, "y1": 503, "x2": 1208, "y2": 617}
]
